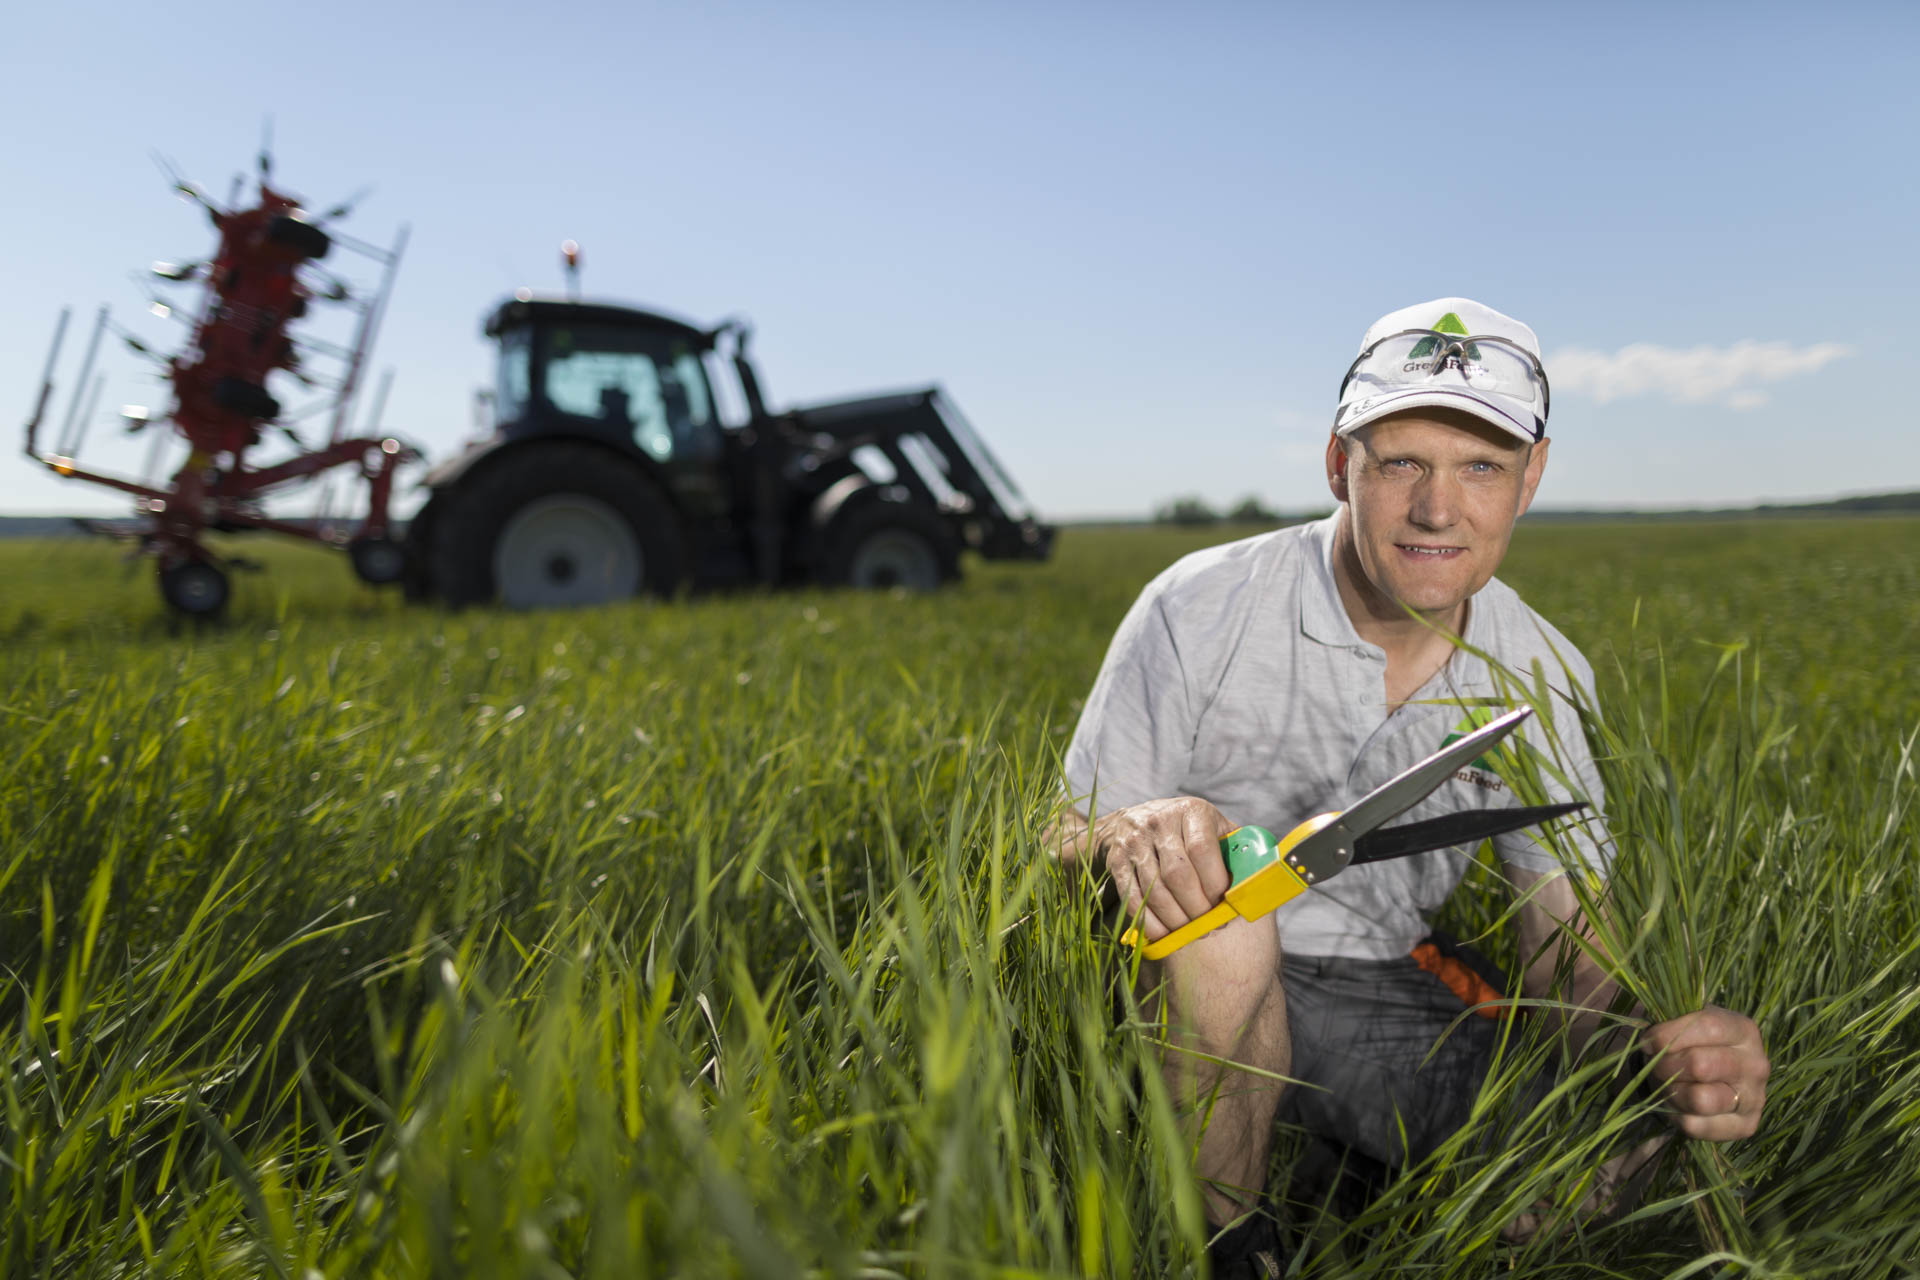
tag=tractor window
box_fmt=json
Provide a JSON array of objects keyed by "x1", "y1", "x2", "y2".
[
  {"x1": 703, "y1": 352, "x2": 750, "y2": 428},
  {"x1": 541, "y1": 326, "x2": 721, "y2": 463},
  {"x1": 661, "y1": 351, "x2": 721, "y2": 461},
  {"x1": 496, "y1": 327, "x2": 532, "y2": 424},
  {"x1": 543, "y1": 328, "x2": 674, "y2": 460}
]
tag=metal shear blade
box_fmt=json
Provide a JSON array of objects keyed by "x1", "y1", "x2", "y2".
[{"x1": 1289, "y1": 704, "x2": 1536, "y2": 880}]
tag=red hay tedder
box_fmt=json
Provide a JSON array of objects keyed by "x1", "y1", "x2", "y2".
[{"x1": 22, "y1": 147, "x2": 414, "y2": 615}]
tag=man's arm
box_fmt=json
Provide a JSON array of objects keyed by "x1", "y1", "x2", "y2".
[
  {"x1": 1511, "y1": 867, "x2": 1622, "y2": 1050},
  {"x1": 1512, "y1": 868, "x2": 1770, "y2": 1142}
]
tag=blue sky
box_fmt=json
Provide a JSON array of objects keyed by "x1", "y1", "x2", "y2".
[{"x1": 3, "y1": 1, "x2": 1915, "y2": 519}]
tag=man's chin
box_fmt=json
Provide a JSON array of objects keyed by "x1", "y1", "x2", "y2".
[{"x1": 1384, "y1": 576, "x2": 1477, "y2": 618}]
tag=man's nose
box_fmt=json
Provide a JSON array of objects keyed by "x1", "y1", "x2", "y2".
[{"x1": 1408, "y1": 473, "x2": 1460, "y2": 530}]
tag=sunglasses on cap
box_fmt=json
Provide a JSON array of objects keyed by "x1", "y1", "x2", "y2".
[{"x1": 1337, "y1": 329, "x2": 1551, "y2": 439}]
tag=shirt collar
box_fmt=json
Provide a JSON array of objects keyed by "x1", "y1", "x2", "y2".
[{"x1": 1299, "y1": 512, "x2": 1365, "y2": 646}]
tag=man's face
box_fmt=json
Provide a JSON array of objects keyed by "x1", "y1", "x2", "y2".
[{"x1": 1326, "y1": 408, "x2": 1550, "y2": 617}]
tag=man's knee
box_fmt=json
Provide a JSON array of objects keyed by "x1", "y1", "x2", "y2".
[{"x1": 1147, "y1": 920, "x2": 1289, "y2": 1069}]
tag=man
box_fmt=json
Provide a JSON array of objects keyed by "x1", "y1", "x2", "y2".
[{"x1": 1052, "y1": 298, "x2": 1771, "y2": 1273}]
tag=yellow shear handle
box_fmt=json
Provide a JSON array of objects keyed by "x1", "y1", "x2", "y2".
[
  {"x1": 1124, "y1": 900, "x2": 1239, "y2": 960},
  {"x1": 1119, "y1": 814, "x2": 1337, "y2": 960}
]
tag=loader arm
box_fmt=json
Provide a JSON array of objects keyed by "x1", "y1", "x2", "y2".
[{"x1": 788, "y1": 389, "x2": 1054, "y2": 561}]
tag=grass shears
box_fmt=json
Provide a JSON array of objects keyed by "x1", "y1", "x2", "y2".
[{"x1": 1122, "y1": 705, "x2": 1587, "y2": 960}]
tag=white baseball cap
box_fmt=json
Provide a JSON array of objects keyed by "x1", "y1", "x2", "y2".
[{"x1": 1333, "y1": 297, "x2": 1548, "y2": 444}]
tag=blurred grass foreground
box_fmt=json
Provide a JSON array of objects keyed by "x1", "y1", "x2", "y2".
[{"x1": 2, "y1": 517, "x2": 1918, "y2": 1278}]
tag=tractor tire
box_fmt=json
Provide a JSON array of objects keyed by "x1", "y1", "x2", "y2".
[
  {"x1": 425, "y1": 443, "x2": 685, "y2": 609},
  {"x1": 213, "y1": 377, "x2": 281, "y2": 421},
  {"x1": 268, "y1": 214, "x2": 332, "y2": 261},
  {"x1": 400, "y1": 498, "x2": 438, "y2": 602},
  {"x1": 158, "y1": 560, "x2": 230, "y2": 617},
  {"x1": 820, "y1": 500, "x2": 958, "y2": 591},
  {"x1": 348, "y1": 536, "x2": 407, "y2": 586}
]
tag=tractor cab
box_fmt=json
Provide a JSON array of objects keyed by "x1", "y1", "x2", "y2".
[{"x1": 489, "y1": 300, "x2": 725, "y2": 458}]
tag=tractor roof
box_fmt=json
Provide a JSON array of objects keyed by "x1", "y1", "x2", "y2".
[{"x1": 484, "y1": 297, "x2": 712, "y2": 347}]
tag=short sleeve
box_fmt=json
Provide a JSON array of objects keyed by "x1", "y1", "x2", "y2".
[
  {"x1": 1493, "y1": 657, "x2": 1615, "y2": 881},
  {"x1": 1062, "y1": 581, "x2": 1196, "y2": 817}
]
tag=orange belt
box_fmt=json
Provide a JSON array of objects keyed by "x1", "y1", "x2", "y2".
[{"x1": 1410, "y1": 941, "x2": 1513, "y2": 1020}]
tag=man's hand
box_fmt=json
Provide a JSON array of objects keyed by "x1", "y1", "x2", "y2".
[
  {"x1": 1053, "y1": 797, "x2": 1237, "y2": 943},
  {"x1": 1640, "y1": 1005, "x2": 1770, "y2": 1141}
]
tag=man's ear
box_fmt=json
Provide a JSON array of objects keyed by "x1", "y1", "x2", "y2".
[
  {"x1": 1515, "y1": 436, "x2": 1551, "y2": 518},
  {"x1": 1326, "y1": 432, "x2": 1351, "y2": 504}
]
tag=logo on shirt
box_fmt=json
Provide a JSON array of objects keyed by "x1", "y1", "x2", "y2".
[{"x1": 1441, "y1": 708, "x2": 1513, "y2": 793}]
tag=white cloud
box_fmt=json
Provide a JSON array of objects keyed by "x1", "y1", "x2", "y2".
[{"x1": 1548, "y1": 340, "x2": 1854, "y2": 411}]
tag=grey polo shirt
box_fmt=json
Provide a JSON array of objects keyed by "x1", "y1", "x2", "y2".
[{"x1": 1062, "y1": 514, "x2": 1612, "y2": 961}]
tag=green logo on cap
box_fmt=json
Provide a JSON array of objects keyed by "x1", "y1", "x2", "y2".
[{"x1": 1409, "y1": 311, "x2": 1478, "y2": 361}]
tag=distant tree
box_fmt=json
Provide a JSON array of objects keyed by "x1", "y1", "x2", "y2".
[
  {"x1": 1225, "y1": 495, "x2": 1281, "y2": 524},
  {"x1": 1153, "y1": 495, "x2": 1220, "y2": 526}
]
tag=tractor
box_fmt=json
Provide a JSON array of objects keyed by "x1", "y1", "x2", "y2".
[{"x1": 403, "y1": 294, "x2": 1054, "y2": 607}]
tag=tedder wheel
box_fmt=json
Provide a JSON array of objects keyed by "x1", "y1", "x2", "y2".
[
  {"x1": 158, "y1": 560, "x2": 230, "y2": 617},
  {"x1": 821, "y1": 500, "x2": 958, "y2": 591},
  {"x1": 424, "y1": 442, "x2": 685, "y2": 608},
  {"x1": 347, "y1": 536, "x2": 407, "y2": 585}
]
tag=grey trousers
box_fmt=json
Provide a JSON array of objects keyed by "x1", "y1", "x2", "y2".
[{"x1": 1276, "y1": 949, "x2": 1525, "y2": 1172}]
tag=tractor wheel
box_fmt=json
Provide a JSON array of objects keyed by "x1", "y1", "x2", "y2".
[
  {"x1": 158, "y1": 560, "x2": 230, "y2": 617},
  {"x1": 821, "y1": 501, "x2": 958, "y2": 591},
  {"x1": 426, "y1": 443, "x2": 684, "y2": 608},
  {"x1": 213, "y1": 377, "x2": 281, "y2": 421},
  {"x1": 348, "y1": 536, "x2": 407, "y2": 585},
  {"x1": 268, "y1": 214, "x2": 332, "y2": 261},
  {"x1": 400, "y1": 499, "x2": 438, "y2": 602}
]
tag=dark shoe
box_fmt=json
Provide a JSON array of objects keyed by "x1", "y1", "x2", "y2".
[
  {"x1": 1283, "y1": 1136, "x2": 1391, "y2": 1221},
  {"x1": 1207, "y1": 1210, "x2": 1287, "y2": 1279}
]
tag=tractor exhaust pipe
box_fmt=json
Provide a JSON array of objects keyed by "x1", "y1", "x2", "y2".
[{"x1": 724, "y1": 321, "x2": 769, "y2": 421}]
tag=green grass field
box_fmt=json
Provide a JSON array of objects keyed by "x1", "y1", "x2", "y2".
[{"x1": 3, "y1": 517, "x2": 1917, "y2": 1278}]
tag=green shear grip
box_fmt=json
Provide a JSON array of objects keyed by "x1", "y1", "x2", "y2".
[{"x1": 1221, "y1": 825, "x2": 1282, "y2": 884}]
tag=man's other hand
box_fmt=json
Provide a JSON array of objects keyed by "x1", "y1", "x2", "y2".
[
  {"x1": 1641, "y1": 1005, "x2": 1770, "y2": 1141},
  {"x1": 1056, "y1": 797, "x2": 1237, "y2": 942}
]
